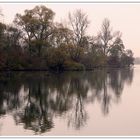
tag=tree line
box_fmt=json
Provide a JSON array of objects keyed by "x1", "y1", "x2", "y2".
[{"x1": 0, "y1": 5, "x2": 134, "y2": 71}]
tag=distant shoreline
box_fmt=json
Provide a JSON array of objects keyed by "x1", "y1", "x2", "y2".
[{"x1": 0, "y1": 65, "x2": 133, "y2": 72}]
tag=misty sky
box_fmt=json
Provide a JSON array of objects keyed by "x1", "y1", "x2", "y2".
[{"x1": 0, "y1": 3, "x2": 140, "y2": 57}]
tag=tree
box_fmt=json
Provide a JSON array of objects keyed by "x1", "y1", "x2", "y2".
[
  {"x1": 108, "y1": 36, "x2": 125, "y2": 66},
  {"x1": 46, "y1": 47, "x2": 68, "y2": 71},
  {"x1": 50, "y1": 23, "x2": 73, "y2": 48},
  {"x1": 0, "y1": 22, "x2": 6, "y2": 50},
  {"x1": 0, "y1": 22, "x2": 7, "y2": 69},
  {"x1": 109, "y1": 36, "x2": 124, "y2": 57},
  {"x1": 68, "y1": 9, "x2": 90, "y2": 48},
  {"x1": 121, "y1": 49, "x2": 134, "y2": 66},
  {"x1": 0, "y1": 5, "x2": 134, "y2": 70},
  {"x1": 5, "y1": 25, "x2": 22, "y2": 50},
  {"x1": 14, "y1": 5, "x2": 55, "y2": 57},
  {"x1": 85, "y1": 36, "x2": 107, "y2": 67},
  {"x1": 2, "y1": 25, "x2": 27, "y2": 69},
  {"x1": 98, "y1": 18, "x2": 113, "y2": 56}
]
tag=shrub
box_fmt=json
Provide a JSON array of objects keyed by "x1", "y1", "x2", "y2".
[
  {"x1": 63, "y1": 61, "x2": 85, "y2": 71},
  {"x1": 46, "y1": 47, "x2": 67, "y2": 71}
]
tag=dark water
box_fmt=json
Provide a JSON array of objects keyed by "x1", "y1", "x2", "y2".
[{"x1": 0, "y1": 65, "x2": 139, "y2": 136}]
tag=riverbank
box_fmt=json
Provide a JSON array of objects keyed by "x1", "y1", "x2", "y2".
[{"x1": 0, "y1": 65, "x2": 133, "y2": 72}]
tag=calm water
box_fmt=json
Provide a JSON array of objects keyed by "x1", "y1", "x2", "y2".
[{"x1": 0, "y1": 65, "x2": 139, "y2": 136}]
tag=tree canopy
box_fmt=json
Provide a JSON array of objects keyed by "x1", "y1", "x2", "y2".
[{"x1": 0, "y1": 5, "x2": 134, "y2": 71}]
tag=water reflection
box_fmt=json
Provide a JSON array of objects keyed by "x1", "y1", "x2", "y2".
[{"x1": 0, "y1": 68, "x2": 134, "y2": 134}]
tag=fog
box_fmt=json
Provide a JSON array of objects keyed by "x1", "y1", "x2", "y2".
[{"x1": 1, "y1": 3, "x2": 140, "y2": 57}]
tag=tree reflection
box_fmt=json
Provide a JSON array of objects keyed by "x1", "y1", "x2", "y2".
[
  {"x1": 0, "y1": 68, "x2": 134, "y2": 133},
  {"x1": 66, "y1": 73, "x2": 88, "y2": 129}
]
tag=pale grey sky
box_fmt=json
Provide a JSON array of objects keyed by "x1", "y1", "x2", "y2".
[{"x1": 0, "y1": 3, "x2": 140, "y2": 57}]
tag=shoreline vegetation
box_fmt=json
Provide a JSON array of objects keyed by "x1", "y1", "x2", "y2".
[
  {"x1": 0, "y1": 65, "x2": 134, "y2": 72},
  {"x1": 0, "y1": 5, "x2": 134, "y2": 72}
]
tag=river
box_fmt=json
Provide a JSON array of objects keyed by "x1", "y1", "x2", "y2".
[{"x1": 0, "y1": 65, "x2": 139, "y2": 136}]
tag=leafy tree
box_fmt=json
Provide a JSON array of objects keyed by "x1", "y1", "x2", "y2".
[
  {"x1": 121, "y1": 49, "x2": 134, "y2": 66},
  {"x1": 0, "y1": 22, "x2": 6, "y2": 50},
  {"x1": 50, "y1": 23, "x2": 73, "y2": 48},
  {"x1": 46, "y1": 47, "x2": 68, "y2": 71},
  {"x1": 108, "y1": 36, "x2": 125, "y2": 66},
  {"x1": 0, "y1": 22, "x2": 7, "y2": 69},
  {"x1": 14, "y1": 5, "x2": 55, "y2": 57}
]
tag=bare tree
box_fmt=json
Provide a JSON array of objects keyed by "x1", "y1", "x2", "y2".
[
  {"x1": 68, "y1": 9, "x2": 90, "y2": 48},
  {"x1": 98, "y1": 18, "x2": 113, "y2": 55}
]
